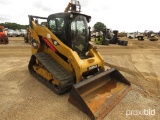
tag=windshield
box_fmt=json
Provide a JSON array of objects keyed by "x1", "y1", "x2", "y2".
[
  {"x1": 71, "y1": 15, "x2": 89, "y2": 55},
  {"x1": 49, "y1": 18, "x2": 64, "y2": 33}
]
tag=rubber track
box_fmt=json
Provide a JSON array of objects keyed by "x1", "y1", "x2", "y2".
[{"x1": 28, "y1": 52, "x2": 74, "y2": 94}]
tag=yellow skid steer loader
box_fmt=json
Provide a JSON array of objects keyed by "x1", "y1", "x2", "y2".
[{"x1": 28, "y1": 0, "x2": 131, "y2": 119}]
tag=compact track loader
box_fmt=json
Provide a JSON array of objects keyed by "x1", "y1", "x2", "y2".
[{"x1": 28, "y1": 0, "x2": 131, "y2": 119}]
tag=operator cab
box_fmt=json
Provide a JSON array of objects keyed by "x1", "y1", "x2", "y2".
[{"x1": 47, "y1": 12, "x2": 91, "y2": 58}]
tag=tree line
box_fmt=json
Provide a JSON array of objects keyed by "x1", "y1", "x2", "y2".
[
  {"x1": 0, "y1": 22, "x2": 29, "y2": 30},
  {"x1": 93, "y1": 22, "x2": 106, "y2": 32},
  {"x1": 0, "y1": 21, "x2": 107, "y2": 32}
]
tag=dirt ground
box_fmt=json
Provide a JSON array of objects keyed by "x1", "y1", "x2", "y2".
[{"x1": 0, "y1": 37, "x2": 159, "y2": 120}]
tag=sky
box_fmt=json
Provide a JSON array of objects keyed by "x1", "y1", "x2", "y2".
[{"x1": 0, "y1": 0, "x2": 160, "y2": 32}]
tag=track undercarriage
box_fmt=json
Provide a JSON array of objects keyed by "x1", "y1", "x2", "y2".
[{"x1": 28, "y1": 52, "x2": 74, "y2": 94}]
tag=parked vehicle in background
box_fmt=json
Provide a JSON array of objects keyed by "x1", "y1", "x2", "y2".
[
  {"x1": 158, "y1": 31, "x2": 160, "y2": 36},
  {"x1": 15, "y1": 29, "x2": 21, "y2": 37},
  {"x1": 20, "y1": 29, "x2": 27, "y2": 37},
  {"x1": 137, "y1": 33, "x2": 144, "y2": 41},
  {"x1": 91, "y1": 32, "x2": 96, "y2": 37},
  {"x1": 0, "y1": 26, "x2": 9, "y2": 44},
  {"x1": 7, "y1": 29, "x2": 16, "y2": 37},
  {"x1": 127, "y1": 32, "x2": 136, "y2": 38}
]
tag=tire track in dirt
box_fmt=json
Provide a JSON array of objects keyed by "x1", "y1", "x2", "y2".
[
  {"x1": 131, "y1": 54, "x2": 160, "y2": 99},
  {"x1": 104, "y1": 53, "x2": 160, "y2": 100}
]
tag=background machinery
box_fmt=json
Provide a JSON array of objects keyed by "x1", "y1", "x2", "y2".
[
  {"x1": 0, "y1": 26, "x2": 9, "y2": 44},
  {"x1": 94, "y1": 29, "x2": 115, "y2": 45},
  {"x1": 149, "y1": 33, "x2": 158, "y2": 41},
  {"x1": 28, "y1": 0, "x2": 131, "y2": 119},
  {"x1": 137, "y1": 33, "x2": 144, "y2": 41},
  {"x1": 94, "y1": 29, "x2": 128, "y2": 46},
  {"x1": 94, "y1": 30, "x2": 108, "y2": 45},
  {"x1": 144, "y1": 30, "x2": 158, "y2": 41}
]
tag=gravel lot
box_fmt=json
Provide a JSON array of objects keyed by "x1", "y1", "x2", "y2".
[{"x1": 0, "y1": 37, "x2": 159, "y2": 120}]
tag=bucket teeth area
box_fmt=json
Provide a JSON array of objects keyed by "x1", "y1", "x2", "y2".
[{"x1": 69, "y1": 68, "x2": 131, "y2": 120}]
